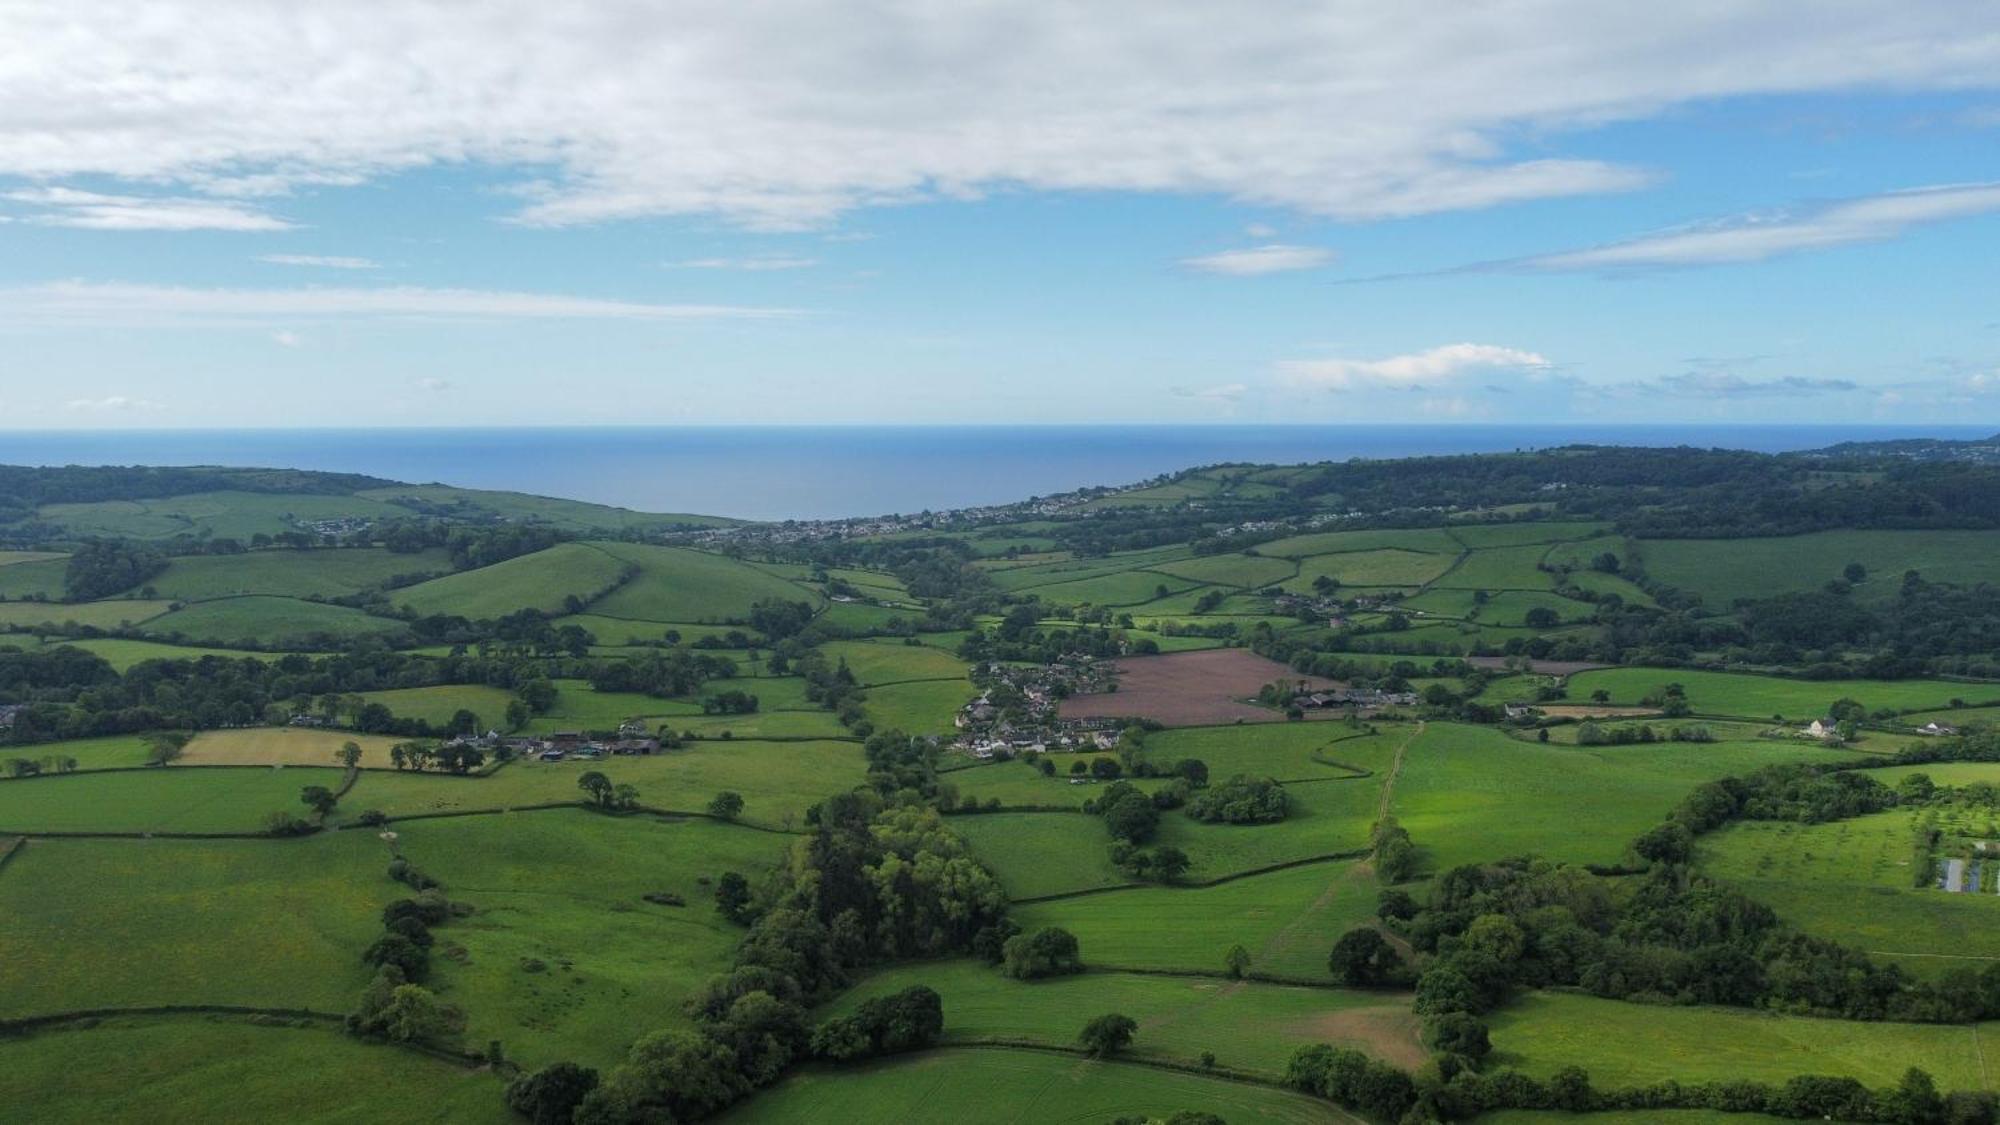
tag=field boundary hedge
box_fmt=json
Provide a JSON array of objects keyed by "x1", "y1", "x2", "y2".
[
  {"x1": 0, "y1": 1005, "x2": 499, "y2": 1070},
  {"x1": 0, "y1": 835, "x2": 23, "y2": 877},
  {"x1": 333, "y1": 799, "x2": 806, "y2": 835},
  {"x1": 938, "y1": 1040, "x2": 1305, "y2": 1095},
  {"x1": 1009, "y1": 848, "x2": 1368, "y2": 904}
]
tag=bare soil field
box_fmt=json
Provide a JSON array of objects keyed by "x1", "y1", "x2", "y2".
[{"x1": 1059, "y1": 649, "x2": 1339, "y2": 726}]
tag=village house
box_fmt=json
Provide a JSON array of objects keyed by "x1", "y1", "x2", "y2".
[{"x1": 0, "y1": 703, "x2": 23, "y2": 730}]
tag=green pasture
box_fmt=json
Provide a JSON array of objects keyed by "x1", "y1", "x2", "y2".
[
  {"x1": 523, "y1": 680, "x2": 706, "y2": 732},
  {"x1": 0, "y1": 733, "x2": 154, "y2": 772},
  {"x1": 0, "y1": 598, "x2": 172, "y2": 630},
  {"x1": 143, "y1": 547, "x2": 453, "y2": 601},
  {"x1": 1286, "y1": 550, "x2": 1455, "y2": 592},
  {"x1": 819, "y1": 600, "x2": 925, "y2": 632},
  {"x1": 354, "y1": 483, "x2": 734, "y2": 532},
  {"x1": 820, "y1": 638, "x2": 969, "y2": 686},
  {"x1": 862, "y1": 678, "x2": 973, "y2": 734},
  {"x1": 1542, "y1": 534, "x2": 1631, "y2": 572},
  {"x1": 0, "y1": 832, "x2": 392, "y2": 1016},
  {"x1": 1560, "y1": 567, "x2": 1659, "y2": 607},
  {"x1": 141, "y1": 596, "x2": 408, "y2": 646},
  {"x1": 360, "y1": 684, "x2": 521, "y2": 730},
  {"x1": 985, "y1": 547, "x2": 1195, "y2": 593},
  {"x1": 1152, "y1": 554, "x2": 1301, "y2": 588},
  {"x1": 1432, "y1": 545, "x2": 1555, "y2": 590},
  {"x1": 1387, "y1": 723, "x2": 1852, "y2": 872},
  {"x1": 0, "y1": 765, "x2": 354, "y2": 834},
  {"x1": 1476, "y1": 590, "x2": 1596, "y2": 626},
  {"x1": 60, "y1": 637, "x2": 279, "y2": 670},
  {"x1": 36, "y1": 490, "x2": 407, "y2": 541},
  {"x1": 825, "y1": 961, "x2": 1423, "y2": 1076},
  {"x1": 1012, "y1": 859, "x2": 1382, "y2": 979},
  {"x1": 1638, "y1": 529, "x2": 2000, "y2": 608},
  {"x1": 588, "y1": 541, "x2": 822, "y2": 623},
  {"x1": 0, "y1": 557, "x2": 69, "y2": 599},
  {"x1": 1142, "y1": 724, "x2": 1401, "y2": 782},
  {"x1": 722, "y1": 1046, "x2": 1348, "y2": 1124},
  {"x1": 0, "y1": 1017, "x2": 509, "y2": 1125},
  {"x1": 1487, "y1": 991, "x2": 1994, "y2": 1091},
  {"x1": 348, "y1": 739, "x2": 864, "y2": 830},
  {"x1": 1902, "y1": 705, "x2": 2000, "y2": 729},
  {"x1": 547, "y1": 615, "x2": 748, "y2": 646},
  {"x1": 953, "y1": 812, "x2": 1131, "y2": 898},
  {"x1": 1257, "y1": 528, "x2": 1464, "y2": 558},
  {"x1": 1699, "y1": 808, "x2": 2000, "y2": 973},
  {"x1": 1026, "y1": 570, "x2": 1205, "y2": 607},
  {"x1": 396, "y1": 542, "x2": 632, "y2": 618},
  {"x1": 1444, "y1": 521, "x2": 1607, "y2": 548},
  {"x1": 1559, "y1": 668, "x2": 1998, "y2": 719},
  {"x1": 390, "y1": 810, "x2": 786, "y2": 1068}
]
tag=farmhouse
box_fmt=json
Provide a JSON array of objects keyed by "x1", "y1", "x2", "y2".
[
  {"x1": 1918, "y1": 721, "x2": 1959, "y2": 736},
  {"x1": 1805, "y1": 719, "x2": 1836, "y2": 739},
  {"x1": 0, "y1": 703, "x2": 23, "y2": 729}
]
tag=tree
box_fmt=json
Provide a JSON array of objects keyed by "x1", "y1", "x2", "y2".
[
  {"x1": 1078, "y1": 1013, "x2": 1137, "y2": 1058},
  {"x1": 336, "y1": 741, "x2": 363, "y2": 769},
  {"x1": 1145, "y1": 845, "x2": 1190, "y2": 882},
  {"x1": 1844, "y1": 561, "x2": 1868, "y2": 584},
  {"x1": 363, "y1": 932, "x2": 430, "y2": 980},
  {"x1": 578, "y1": 770, "x2": 614, "y2": 808},
  {"x1": 144, "y1": 731, "x2": 190, "y2": 767},
  {"x1": 1422, "y1": 1011, "x2": 1491, "y2": 1060},
  {"x1": 1524, "y1": 607, "x2": 1560, "y2": 628},
  {"x1": 505, "y1": 1062, "x2": 600, "y2": 1125},
  {"x1": 1002, "y1": 926, "x2": 1083, "y2": 980},
  {"x1": 1224, "y1": 944, "x2": 1252, "y2": 979},
  {"x1": 715, "y1": 871, "x2": 754, "y2": 924},
  {"x1": 376, "y1": 983, "x2": 464, "y2": 1044},
  {"x1": 300, "y1": 784, "x2": 338, "y2": 818},
  {"x1": 1328, "y1": 927, "x2": 1404, "y2": 986},
  {"x1": 708, "y1": 791, "x2": 745, "y2": 820},
  {"x1": 449, "y1": 708, "x2": 480, "y2": 736}
]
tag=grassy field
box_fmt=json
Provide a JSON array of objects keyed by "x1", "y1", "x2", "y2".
[
  {"x1": 60, "y1": 637, "x2": 279, "y2": 670},
  {"x1": 1639, "y1": 530, "x2": 2000, "y2": 608},
  {"x1": 1257, "y1": 529, "x2": 1464, "y2": 558},
  {"x1": 0, "y1": 1017, "x2": 509, "y2": 1125},
  {"x1": 1557, "y1": 668, "x2": 1998, "y2": 719},
  {"x1": 1286, "y1": 549, "x2": 1456, "y2": 592},
  {"x1": 0, "y1": 765, "x2": 355, "y2": 834},
  {"x1": 0, "y1": 557, "x2": 70, "y2": 598},
  {"x1": 820, "y1": 638, "x2": 969, "y2": 686},
  {"x1": 0, "y1": 598, "x2": 173, "y2": 630},
  {"x1": 143, "y1": 547, "x2": 453, "y2": 600},
  {"x1": 1432, "y1": 545, "x2": 1556, "y2": 590},
  {"x1": 862, "y1": 678, "x2": 974, "y2": 734},
  {"x1": 954, "y1": 812, "x2": 1131, "y2": 897},
  {"x1": 395, "y1": 543, "x2": 633, "y2": 618},
  {"x1": 0, "y1": 832, "x2": 392, "y2": 1015},
  {"x1": 1388, "y1": 723, "x2": 1853, "y2": 872},
  {"x1": 390, "y1": 809, "x2": 786, "y2": 1068},
  {"x1": 347, "y1": 739, "x2": 864, "y2": 830},
  {"x1": 1487, "y1": 991, "x2": 1995, "y2": 1091},
  {"x1": 1012, "y1": 859, "x2": 1383, "y2": 979},
  {"x1": 1152, "y1": 554, "x2": 1300, "y2": 588},
  {"x1": 0, "y1": 733, "x2": 155, "y2": 772},
  {"x1": 360, "y1": 684, "x2": 521, "y2": 730},
  {"x1": 36, "y1": 491, "x2": 407, "y2": 541},
  {"x1": 548, "y1": 615, "x2": 748, "y2": 646},
  {"x1": 1699, "y1": 806, "x2": 2000, "y2": 972},
  {"x1": 824, "y1": 960, "x2": 1424, "y2": 1075},
  {"x1": 1445, "y1": 521, "x2": 1608, "y2": 548},
  {"x1": 588, "y1": 542, "x2": 822, "y2": 623},
  {"x1": 141, "y1": 596, "x2": 408, "y2": 646},
  {"x1": 1026, "y1": 571, "x2": 1205, "y2": 607},
  {"x1": 182, "y1": 728, "x2": 405, "y2": 768},
  {"x1": 721, "y1": 1047, "x2": 1350, "y2": 1124}
]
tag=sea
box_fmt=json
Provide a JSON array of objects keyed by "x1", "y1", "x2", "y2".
[{"x1": 0, "y1": 424, "x2": 1991, "y2": 522}]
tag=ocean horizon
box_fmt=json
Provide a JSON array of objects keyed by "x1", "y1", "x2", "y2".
[{"x1": 0, "y1": 423, "x2": 1991, "y2": 522}]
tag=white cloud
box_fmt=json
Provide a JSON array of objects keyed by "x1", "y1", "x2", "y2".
[
  {"x1": 1171, "y1": 382, "x2": 1249, "y2": 402},
  {"x1": 4, "y1": 188, "x2": 293, "y2": 231},
  {"x1": 65, "y1": 395, "x2": 164, "y2": 412},
  {"x1": 1180, "y1": 244, "x2": 1334, "y2": 276},
  {"x1": 414, "y1": 376, "x2": 452, "y2": 391},
  {"x1": 1519, "y1": 182, "x2": 2000, "y2": 270},
  {"x1": 1279, "y1": 343, "x2": 1549, "y2": 391},
  {"x1": 665, "y1": 256, "x2": 819, "y2": 271},
  {"x1": 259, "y1": 254, "x2": 380, "y2": 269},
  {"x1": 4, "y1": 4, "x2": 1999, "y2": 228},
  {"x1": 270, "y1": 330, "x2": 302, "y2": 347},
  {"x1": 0, "y1": 282, "x2": 797, "y2": 324},
  {"x1": 1243, "y1": 223, "x2": 1278, "y2": 239}
]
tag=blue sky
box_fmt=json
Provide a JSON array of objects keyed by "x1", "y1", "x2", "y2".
[{"x1": 3, "y1": 4, "x2": 2000, "y2": 428}]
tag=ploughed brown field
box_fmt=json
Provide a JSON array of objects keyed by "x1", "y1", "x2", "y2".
[{"x1": 1057, "y1": 648, "x2": 1340, "y2": 726}]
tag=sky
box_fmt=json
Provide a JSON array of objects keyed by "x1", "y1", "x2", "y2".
[{"x1": 2, "y1": 2, "x2": 2000, "y2": 429}]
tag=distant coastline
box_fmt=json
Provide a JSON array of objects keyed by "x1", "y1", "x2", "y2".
[{"x1": 1, "y1": 423, "x2": 1992, "y2": 522}]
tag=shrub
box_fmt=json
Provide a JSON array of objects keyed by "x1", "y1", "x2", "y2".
[{"x1": 1002, "y1": 926, "x2": 1083, "y2": 980}]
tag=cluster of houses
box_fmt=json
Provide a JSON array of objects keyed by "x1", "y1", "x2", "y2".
[
  {"x1": 1800, "y1": 717, "x2": 1958, "y2": 741},
  {"x1": 1293, "y1": 686, "x2": 1420, "y2": 711},
  {"x1": 452, "y1": 721, "x2": 665, "y2": 762},
  {"x1": 0, "y1": 704, "x2": 24, "y2": 730},
  {"x1": 952, "y1": 659, "x2": 1121, "y2": 759}
]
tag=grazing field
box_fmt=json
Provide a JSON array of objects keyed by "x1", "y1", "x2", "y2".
[
  {"x1": 359, "y1": 684, "x2": 521, "y2": 730},
  {"x1": 1559, "y1": 667, "x2": 1996, "y2": 719},
  {"x1": 395, "y1": 542, "x2": 632, "y2": 618},
  {"x1": 1285, "y1": 549, "x2": 1457, "y2": 592},
  {"x1": 820, "y1": 638, "x2": 969, "y2": 686},
  {"x1": 1387, "y1": 723, "x2": 1853, "y2": 872},
  {"x1": 1431, "y1": 544, "x2": 1556, "y2": 590},
  {"x1": 390, "y1": 810, "x2": 786, "y2": 1067},
  {"x1": 60, "y1": 637, "x2": 279, "y2": 669},
  {"x1": 1058, "y1": 649, "x2": 1336, "y2": 727},
  {"x1": 0, "y1": 557, "x2": 69, "y2": 598},
  {"x1": 521, "y1": 679, "x2": 705, "y2": 732},
  {"x1": 1257, "y1": 528, "x2": 1464, "y2": 558},
  {"x1": 182, "y1": 728, "x2": 403, "y2": 768},
  {"x1": 348, "y1": 739, "x2": 864, "y2": 830},
  {"x1": 1024, "y1": 570, "x2": 1204, "y2": 607},
  {"x1": 142, "y1": 547, "x2": 453, "y2": 600},
  {"x1": 984, "y1": 547, "x2": 1195, "y2": 593},
  {"x1": 0, "y1": 832, "x2": 392, "y2": 1016},
  {"x1": 0, "y1": 1018, "x2": 510, "y2": 1125},
  {"x1": 951, "y1": 813, "x2": 1132, "y2": 898},
  {"x1": 0, "y1": 733, "x2": 153, "y2": 772},
  {"x1": 352, "y1": 484, "x2": 735, "y2": 532},
  {"x1": 721, "y1": 1047, "x2": 1349, "y2": 1125},
  {"x1": 549, "y1": 614, "x2": 748, "y2": 646},
  {"x1": 1639, "y1": 529, "x2": 2000, "y2": 608},
  {"x1": 588, "y1": 542, "x2": 822, "y2": 623},
  {"x1": 825, "y1": 960, "x2": 1425, "y2": 1075},
  {"x1": 1487, "y1": 991, "x2": 1994, "y2": 1091},
  {"x1": 140, "y1": 596, "x2": 408, "y2": 645},
  {"x1": 1151, "y1": 553, "x2": 1300, "y2": 588},
  {"x1": 1699, "y1": 807, "x2": 2000, "y2": 972},
  {"x1": 1143, "y1": 724, "x2": 1400, "y2": 782},
  {"x1": 1444, "y1": 521, "x2": 1608, "y2": 548},
  {"x1": 0, "y1": 766, "x2": 355, "y2": 834},
  {"x1": 0, "y1": 598, "x2": 173, "y2": 630},
  {"x1": 1012, "y1": 859, "x2": 1383, "y2": 979},
  {"x1": 37, "y1": 491, "x2": 406, "y2": 542},
  {"x1": 861, "y1": 678, "x2": 973, "y2": 733}
]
